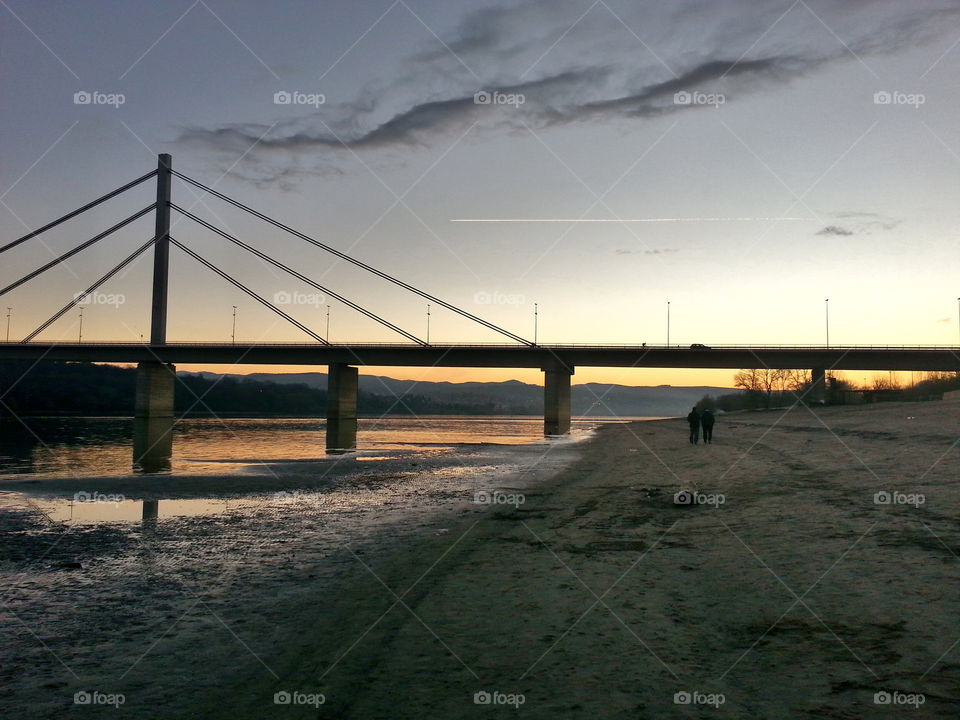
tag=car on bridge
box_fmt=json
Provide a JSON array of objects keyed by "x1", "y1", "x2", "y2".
[{"x1": 690, "y1": 343, "x2": 712, "y2": 349}]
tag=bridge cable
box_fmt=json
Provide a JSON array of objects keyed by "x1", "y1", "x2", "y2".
[
  {"x1": 22, "y1": 237, "x2": 156, "y2": 343},
  {"x1": 171, "y1": 203, "x2": 426, "y2": 345},
  {"x1": 0, "y1": 204, "x2": 156, "y2": 298},
  {"x1": 0, "y1": 170, "x2": 157, "y2": 255},
  {"x1": 168, "y1": 236, "x2": 328, "y2": 344},
  {"x1": 170, "y1": 170, "x2": 533, "y2": 346}
]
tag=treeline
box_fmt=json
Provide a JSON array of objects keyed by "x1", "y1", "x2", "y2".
[
  {"x1": 694, "y1": 369, "x2": 960, "y2": 412},
  {"x1": 0, "y1": 361, "x2": 532, "y2": 417}
]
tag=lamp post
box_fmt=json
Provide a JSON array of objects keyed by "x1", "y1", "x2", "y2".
[
  {"x1": 5, "y1": 307, "x2": 10, "y2": 342},
  {"x1": 426, "y1": 304, "x2": 431, "y2": 344},
  {"x1": 956, "y1": 297, "x2": 959, "y2": 346},
  {"x1": 231, "y1": 305, "x2": 237, "y2": 344},
  {"x1": 667, "y1": 301, "x2": 670, "y2": 347},
  {"x1": 78, "y1": 308, "x2": 83, "y2": 343},
  {"x1": 825, "y1": 298, "x2": 829, "y2": 348},
  {"x1": 326, "y1": 305, "x2": 330, "y2": 342},
  {"x1": 534, "y1": 303, "x2": 538, "y2": 345}
]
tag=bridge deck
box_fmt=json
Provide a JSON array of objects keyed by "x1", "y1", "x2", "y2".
[{"x1": 0, "y1": 343, "x2": 957, "y2": 371}]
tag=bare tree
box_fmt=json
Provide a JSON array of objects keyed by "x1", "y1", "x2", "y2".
[
  {"x1": 734, "y1": 368, "x2": 787, "y2": 408},
  {"x1": 784, "y1": 369, "x2": 812, "y2": 394}
]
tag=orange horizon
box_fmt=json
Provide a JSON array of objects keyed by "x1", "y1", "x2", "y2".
[{"x1": 155, "y1": 364, "x2": 916, "y2": 390}]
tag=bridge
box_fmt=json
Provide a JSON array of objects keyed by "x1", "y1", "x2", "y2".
[{"x1": 2, "y1": 155, "x2": 957, "y2": 471}]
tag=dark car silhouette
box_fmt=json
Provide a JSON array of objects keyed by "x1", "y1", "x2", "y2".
[{"x1": 689, "y1": 343, "x2": 711, "y2": 349}]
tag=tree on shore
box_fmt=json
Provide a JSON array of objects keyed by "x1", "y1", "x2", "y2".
[
  {"x1": 733, "y1": 368, "x2": 789, "y2": 408},
  {"x1": 695, "y1": 394, "x2": 717, "y2": 412}
]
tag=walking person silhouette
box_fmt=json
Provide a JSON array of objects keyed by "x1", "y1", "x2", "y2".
[
  {"x1": 701, "y1": 408, "x2": 715, "y2": 444},
  {"x1": 687, "y1": 406, "x2": 701, "y2": 445}
]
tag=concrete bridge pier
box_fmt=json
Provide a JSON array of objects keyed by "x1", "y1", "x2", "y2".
[
  {"x1": 543, "y1": 364, "x2": 573, "y2": 436},
  {"x1": 327, "y1": 363, "x2": 358, "y2": 450},
  {"x1": 809, "y1": 367, "x2": 827, "y2": 405},
  {"x1": 133, "y1": 362, "x2": 176, "y2": 472}
]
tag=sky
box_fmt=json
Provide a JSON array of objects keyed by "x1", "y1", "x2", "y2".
[{"x1": 2, "y1": 0, "x2": 959, "y2": 387}]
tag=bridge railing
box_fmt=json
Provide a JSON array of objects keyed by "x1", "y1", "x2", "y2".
[{"x1": 0, "y1": 341, "x2": 958, "y2": 350}]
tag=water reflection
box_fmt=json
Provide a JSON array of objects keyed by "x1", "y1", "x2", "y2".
[
  {"x1": 133, "y1": 416, "x2": 173, "y2": 473},
  {"x1": 32, "y1": 496, "x2": 250, "y2": 524},
  {"x1": 141, "y1": 498, "x2": 158, "y2": 524},
  {"x1": 0, "y1": 416, "x2": 640, "y2": 480}
]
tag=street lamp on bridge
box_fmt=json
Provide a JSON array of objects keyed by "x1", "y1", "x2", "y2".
[
  {"x1": 5, "y1": 307, "x2": 10, "y2": 343},
  {"x1": 78, "y1": 307, "x2": 84, "y2": 343},
  {"x1": 825, "y1": 298, "x2": 829, "y2": 348},
  {"x1": 231, "y1": 306, "x2": 237, "y2": 345},
  {"x1": 667, "y1": 301, "x2": 670, "y2": 347}
]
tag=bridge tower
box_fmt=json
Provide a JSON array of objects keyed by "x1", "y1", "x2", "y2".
[{"x1": 134, "y1": 154, "x2": 176, "y2": 471}]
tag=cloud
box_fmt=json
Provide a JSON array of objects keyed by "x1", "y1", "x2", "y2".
[
  {"x1": 616, "y1": 248, "x2": 679, "y2": 255},
  {"x1": 817, "y1": 225, "x2": 854, "y2": 236},
  {"x1": 179, "y1": 53, "x2": 800, "y2": 163},
  {"x1": 178, "y1": 0, "x2": 960, "y2": 180},
  {"x1": 936, "y1": 317, "x2": 951, "y2": 323},
  {"x1": 818, "y1": 212, "x2": 902, "y2": 236}
]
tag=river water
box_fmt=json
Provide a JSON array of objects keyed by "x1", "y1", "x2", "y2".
[{"x1": 0, "y1": 415, "x2": 657, "y2": 523}]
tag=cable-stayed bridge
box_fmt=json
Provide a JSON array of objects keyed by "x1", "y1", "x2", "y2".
[{"x1": 2, "y1": 155, "x2": 957, "y2": 469}]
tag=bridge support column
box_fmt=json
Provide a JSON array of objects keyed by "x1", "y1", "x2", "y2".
[
  {"x1": 809, "y1": 367, "x2": 827, "y2": 405},
  {"x1": 133, "y1": 362, "x2": 175, "y2": 472},
  {"x1": 544, "y1": 365, "x2": 573, "y2": 436},
  {"x1": 327, "y1": 363, "x2": 358, "y2": 450}
]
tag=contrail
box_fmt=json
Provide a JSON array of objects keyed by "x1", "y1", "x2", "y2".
[{"x1": 450, "y1": 217, "x2": 806, "y2": 223}]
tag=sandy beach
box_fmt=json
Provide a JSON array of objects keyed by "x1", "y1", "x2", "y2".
[{"x1": 2, "y1": 400, "x2": 958, "y2": 718}]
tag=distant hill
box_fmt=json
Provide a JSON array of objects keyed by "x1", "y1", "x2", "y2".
[{"x1": 191, "y1": 371, "x2": 735, "y2": 418}]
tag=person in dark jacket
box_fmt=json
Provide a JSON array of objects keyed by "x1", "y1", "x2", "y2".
[
  {"x1": 701, "y1": 408, "x2": 715, "y2": 444},
  {"x1": 687, "y1": 406, "x2": 701, "y2": 444}
]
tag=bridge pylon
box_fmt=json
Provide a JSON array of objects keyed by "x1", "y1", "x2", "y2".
[
  {"x1": 134, "y1": 154, "x2": 175, "y2": 471},
  {"x1": 149, "y1": 153, "x2": 172, "y2": 346}
]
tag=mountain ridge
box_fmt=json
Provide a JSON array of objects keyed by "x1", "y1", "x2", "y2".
[{"x1": 187, "y1": 371, "x2": 736, "y2": 417}]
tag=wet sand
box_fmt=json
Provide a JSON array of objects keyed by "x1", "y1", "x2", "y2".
[{"x1": 2, "y1": 401, "x2": 958, "y2": 718}]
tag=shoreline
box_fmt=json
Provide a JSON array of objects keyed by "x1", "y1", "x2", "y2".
[
  {"x1": 212, "y1": 399, "x2": 958, "y2": 718},
  {"x1": 2, "y1": 401, "x2": 957, "y2": 718}
]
